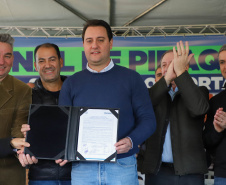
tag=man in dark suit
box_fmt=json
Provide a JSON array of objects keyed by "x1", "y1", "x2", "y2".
[
  {"x1": 138, "y1": 41, "x2": 209, "y2": 185},
  {"x1": 204, "y1": 44, "x2": 226, "y2": 185}
]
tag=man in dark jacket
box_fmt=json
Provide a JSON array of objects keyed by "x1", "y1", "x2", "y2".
[
  {"x1": 18, "y1": 43, "x2": 71, "y2": 185},
  {"x1": 138, "y1": 41, "x2": 209, "y2": 185},
  {"x1": 203, "y1": 44, "x2": 226, "y2": 185}
]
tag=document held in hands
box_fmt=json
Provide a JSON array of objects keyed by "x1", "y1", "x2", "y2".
[
  {"x1": 77, "y1": 109, "x2": 118, "y2": 161},
  {"x1": 25, "y1": 105, "x2": 119, "y2": 162}
]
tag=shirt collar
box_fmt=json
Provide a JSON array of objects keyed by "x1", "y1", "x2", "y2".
[
  {"x1": 168, "y1": 86, "x2": 178, "y2": 100},
  {"x1": 86, "y1": 59, "x2": 114, "y2": 73}
]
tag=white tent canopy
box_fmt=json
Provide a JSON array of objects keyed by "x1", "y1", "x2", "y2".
[{"x1": 0, "y1": 0, "x2": 226, "y2": 37}]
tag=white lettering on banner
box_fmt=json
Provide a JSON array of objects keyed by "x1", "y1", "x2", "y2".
[
  {"x1": 211, "y1": 77, "x2": 223, "y2": 90},
  {"x1": 198, "y1": 77, "x2": 212, "y2": 90},
  {"x1": 192, "y1": 77, "x2": 198, "y2": 85},
  {"x1": 145, "y1": 77, "x2": 155, "y2": 88},
  {"x1": 145, "y1": 76, "x2": 226, "y2": 92}
]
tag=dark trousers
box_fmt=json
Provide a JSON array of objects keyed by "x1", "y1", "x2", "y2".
[{"x1": 145, "y1": 163, "x2": 204, "y2": 185}]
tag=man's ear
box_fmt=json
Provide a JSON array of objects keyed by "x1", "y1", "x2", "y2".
[
  {"x1": 11, "y1": 55, "x2": 14, "y2": 67},
  {"x1": 34, "y1": 62, "x2": 38, "y2": 71},
  {"x1": 185, "y1": 64, "x2": 189, "y2": 71},
  {"x1": 110, "y1": 39, "x2": 113, "y2": 49},
  {"x1": 60, "y1": 58, "x2": 63, "y2": 68}
]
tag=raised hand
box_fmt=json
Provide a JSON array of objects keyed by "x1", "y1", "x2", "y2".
[
  {"x1": 164, "y1": 60, "x2": 177, "y2": 86},
  {"x1": 173, "y1": 41, "x2": 194, "y2": 77}
]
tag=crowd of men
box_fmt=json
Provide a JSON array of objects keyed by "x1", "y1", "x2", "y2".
[{"x1": 0, "y1": 19, "x2": 226, "y2": 185}]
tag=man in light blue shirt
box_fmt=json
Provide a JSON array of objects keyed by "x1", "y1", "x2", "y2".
[
  {"x1": 138, "y1": 41, "x2": 209, "y2": 185},
  {"x1": 161, "y1": 87, "x2": 178, "y2": 163}
]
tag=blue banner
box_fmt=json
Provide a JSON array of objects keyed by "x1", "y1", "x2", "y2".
[{"x1": 10, "y1": 35, "x2": 226, "y2": 95}]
